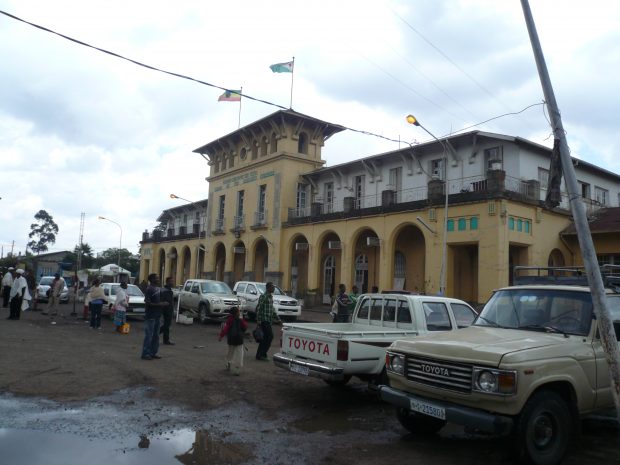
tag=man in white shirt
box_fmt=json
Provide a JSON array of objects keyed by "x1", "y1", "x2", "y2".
[
  {"x1": 2, "y1": 267, "x2": 14, "y2": 308},
  {"x1": 9, "y1": 269, "x2": 27, "y2": 320}
]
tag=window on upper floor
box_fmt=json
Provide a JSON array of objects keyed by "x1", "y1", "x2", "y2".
[
  {"x1": 324, "y1": 182, "x2": 334, "y2": 212},
  {"x1": 429, "y1": 158, "x2": 445, "y2": 180},
  {"x1": 221, "y1": 153, "x2": 227, "y2": 170},
  {"x1": 236, "y1": 190, "x2": 245, "y2": 217},
  {"x1": 484, "y1": 146, "x2": 504, "y2": 171},
  {"x1": 270, "y1": 132, "x2": 278, "y2": 153},
  {"x1": 579, "y1": 181, "x2": 590, "y2": 199},
  {"x1": 298, "y1": 132, "x2": 308, "y2": 154},
  {"x1": 595, "y1": 186, "x2": 609, "y2": 205},
  {"x1": 296, "y1": 183, "x2": 307, "y2": 210},
  {"x1": 538, "y1": 167, "x2": 549, "y2": 189},
  {"x1": 218, "y1": 195, "x2": 225, "y2": 220},
  {"x1": 258, "y1": 184, "x2": 266, "y2": 213},
  {"x1": 240, "y1": 147, "x2": 247, "y2": 161},
  {"x1": 228, "y1": 152, "x2": 234, "y2": 168},
  {"x1": 251, "y1": 140, "x2": 258, "y2": 160},
  {"x1": 213, "y1": 155, "x2": 220, "y2": 174},
  {"x1": 261, "y1": 137, "x2": 268, "y2": 157}
]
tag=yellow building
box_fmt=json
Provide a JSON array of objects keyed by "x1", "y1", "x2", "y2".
[{"x1": 140, "y1": 110, "x2": 620, "y2": 306}]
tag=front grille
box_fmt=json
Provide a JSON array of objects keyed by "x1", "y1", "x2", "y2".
[
  {"x1": 279, "y1": 300, "x2": 297, "y2": 307},
  {"x1": 223, "y1": 299, "x2": 239, "y2": 306},
  {"x1": 405, "y1": 356, "x2": 473, "y2": 393}
]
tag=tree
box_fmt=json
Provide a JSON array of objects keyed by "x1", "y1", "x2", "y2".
[
  {"x1": 27, "y1": 210, "x2": 59, "y2": 254},
  {"x1": 61, "y1": 243, "x2": 95, "y2": 270},
  {"x1": 93, "y1": 248, "x2": 139, "y2": 274}
]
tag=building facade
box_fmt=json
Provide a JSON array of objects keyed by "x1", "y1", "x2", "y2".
[{"x1": 140, "y1": 110, "x2": 620, "y2": 306}]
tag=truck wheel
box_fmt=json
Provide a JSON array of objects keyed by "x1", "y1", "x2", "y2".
[
  {"x1": 324, "y1": 375, "x2": 352, "y2": 387},
  {"x1": 396, "y1": 408, "x2": 446, "y2": 434},
  {"x1": 197, "y1": 304, "x2": 208, "y2": 324},
  {"x1": 515, "y1": 391, "x2": 571, "y2": 465}
]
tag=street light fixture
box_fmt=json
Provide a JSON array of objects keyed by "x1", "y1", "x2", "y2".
[
  {"x1": 406, "y1": 114, "x2": 452, "y2": 296},
  {"x1": 98, "y1": 216, "x2": 122, "y2": 280}
]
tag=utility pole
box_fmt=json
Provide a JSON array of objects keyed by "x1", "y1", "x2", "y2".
[{"x1": 521, "y1": 0, "x2": 620, "y2": 418}]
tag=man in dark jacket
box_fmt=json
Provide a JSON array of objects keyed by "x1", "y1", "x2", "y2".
[
  {"x1": 160, "y1": 277, "x2": 175, "y2": 345},
  {"x1": 141, "y1": 274, "x2": 168, "y2": 360}
]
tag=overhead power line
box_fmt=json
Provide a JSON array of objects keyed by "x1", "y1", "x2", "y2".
[{"x1": 0, "y1": 9, "x2": 543, "y2": 151}]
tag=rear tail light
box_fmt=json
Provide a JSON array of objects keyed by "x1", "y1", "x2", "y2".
[{"x1": 337, "y1": 340, "x2": 349, "y2": 361}]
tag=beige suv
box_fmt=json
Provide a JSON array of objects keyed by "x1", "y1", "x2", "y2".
[{"x1": 380, "y1": 267, "x2": 620, "y2": 465}]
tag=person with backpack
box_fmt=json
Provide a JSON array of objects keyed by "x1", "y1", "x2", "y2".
[{"x1": 218, "y1": 306, "x2": 248, "y2": 375}]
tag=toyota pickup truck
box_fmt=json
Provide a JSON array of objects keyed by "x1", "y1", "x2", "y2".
[
  {"x1": 177, "y1": 279, "x2": 244, "y2": 323},
  {"x1": 273, "y1": 293, "x2": 477, "y2": 387},
  {"x1": 380, "y1": 266, "x2": 620, "y2": 465}
]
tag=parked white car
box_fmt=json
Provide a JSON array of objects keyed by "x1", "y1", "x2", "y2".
[
  {"x1": 233, "y1": 281, "x2": 302, "y2": 320},
  {"x1": 36, "y1": 276, "x2": 69, "y2": 304},
  {"x1": 100, "y1": 283, "x2": 146, "y2": 319}
]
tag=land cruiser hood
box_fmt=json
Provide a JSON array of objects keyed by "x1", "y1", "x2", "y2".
[{"x1": 390, "y1": 326, "x2": 571, "y2": 366}]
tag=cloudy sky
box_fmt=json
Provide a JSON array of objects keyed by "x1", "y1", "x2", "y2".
[{"x1": 1, "y1": 0, "x2": 619, "y2": 257}]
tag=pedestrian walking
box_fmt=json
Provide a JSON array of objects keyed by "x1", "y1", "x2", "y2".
[
  {"x1": 2, "y1": 267, "x2": 14, "y2": 308},
  {"x1": 160, "y1": 277, "x2": 175, "y2": 345},
  {"x1": 113, "y1": 282, "x2": 129, "y2": 332},
  {"x1": 333, "y1": 283, "x2": 352, "y2": 323},
  {"x1": 255, "y1": 281, "x2": 280, "y2": 361},
  {"x1": 24, "y1": 270, "x2": 37, "y2": 311},
  {"x1": 87, "y1": 278, "x2": 105, "y2": 330},
  {"x1": 8, "y1": 269, "x2": 27, "y2": 320},
  {"x1": 141, "y1": 273, "x2": 167, "y2": 360},
  {"x1": 219, "y1": 306, "x2": 248, "y2": 375}
]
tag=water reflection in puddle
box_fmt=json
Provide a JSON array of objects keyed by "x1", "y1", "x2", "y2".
[{"x1": 0, "y1": 428, "x2": 251, "y2": 465}]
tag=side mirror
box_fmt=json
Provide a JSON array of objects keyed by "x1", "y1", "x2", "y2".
[{"x1": 233, "y1": 290, "x2": 237, "y2": 295}]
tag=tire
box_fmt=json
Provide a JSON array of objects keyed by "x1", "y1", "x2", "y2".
[
  {"x1": 324, "y1": 375, "x2": 352, "y2": 387},
  {"x1": 396, "y1": 407, "x2": 446, "y2": 434},
  {"x1": 515, "y1": 391, "x2": 572, "y2": 465},
  {"x1": 197, "y1": 303, "x2": 208, "y2": 324}
]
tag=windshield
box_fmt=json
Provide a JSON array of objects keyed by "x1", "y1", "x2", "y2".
[
  {"x1": 39, "y1": 277, "x2": 54, "y2": 286},
  {"x1": 255, "y1": 283, "x2": 285, "y2": 295},
  {"x1": 609, "y1": 295, "x2": 620, "y2": 321},
  {"x1": 110, "y1": 284, "x2": 144, "y2": 297},
  {"x1": 201, "y1": 281, "x2": 232, "y2": 294},
  {"x1": 475, "y1": 288, "x2": 594, "y2": 336}
]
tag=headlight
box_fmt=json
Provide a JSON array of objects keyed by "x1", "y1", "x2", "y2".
[
  {"x1": 386, "y1": 352, "x2": 405, "y2": 375},
  {"x1": 209, "y1": 297, "x2": 222, "y2": 305},
  {"x1": 473, "y1": 368, "x2": 517, "y2": 395}
]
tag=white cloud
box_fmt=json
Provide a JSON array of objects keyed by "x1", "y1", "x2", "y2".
[{"x1": 1, "y1": 0, "x2": 619, "y2": 256}]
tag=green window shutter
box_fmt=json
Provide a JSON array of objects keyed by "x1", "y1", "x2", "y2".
[
  {"x1": 470, "y1": 217, "x2": 478, "y2": 230},
  {"x1": 458, "y1": 218, "x2": 466, "y2": 231},
  {"x1": 447, "y1": 219, "x2": 454, "y2": 232}
]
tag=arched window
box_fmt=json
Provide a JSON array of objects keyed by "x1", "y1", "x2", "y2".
[
  {"x1": 240, "y1": 147, "x2": 247, "y2": 160},
  {"x1": 251, "y1": 140, "x2": 258, "y2": 160},
  {"x1": 228, "y1": 152, "x2": 235, "y2": 168},
  {"x1": 298, "y1": 132, "x2": 308, "y2": 154},
  {"x1": 270, "y1": 132, "x2": 278, "y2": 153},
  {"x1": 260, "y1": 136, "x2": 268, "y2": 156},
  {"x1": 221, "y1": 153, "x2": 227, "y2": 170}
]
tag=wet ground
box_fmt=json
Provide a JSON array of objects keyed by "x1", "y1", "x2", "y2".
[{"x1": 1, "y1": 307, "x2": 619, "y2": 464}]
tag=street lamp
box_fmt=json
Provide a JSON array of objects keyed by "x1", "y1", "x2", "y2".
[
  {"x1": 98, "y1": 216, "x2": 122, "y2": 279},
  {"x1": 406, "y1": 114, "x2": 453, "y2": 296}
]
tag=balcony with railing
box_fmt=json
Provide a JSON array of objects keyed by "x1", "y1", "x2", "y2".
[
  {"x1": 252, "y1": 210, "x2": 268, "y2": 229},
  {"x1": 214, "y1": 217, "x2": 225, "y2": 234},
  {"x1": 285, "y1": 170, "x2": 595, "y2": 225},
  {"x1": 232, "y1": 214, "x2": 245, "y2": 232}
]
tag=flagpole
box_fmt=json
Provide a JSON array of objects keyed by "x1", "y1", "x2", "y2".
[
  {"x1": 289, "y1": 57, "x2": 295, "y2": 109},
  {"x1": 238, "y1": 86, "x2": 243, "y2": 128}
]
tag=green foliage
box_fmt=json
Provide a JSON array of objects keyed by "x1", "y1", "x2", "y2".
[
  {"x1": 27, "y1": 210, "x2": 59, "y2": 254},
  {"x1": 60, "y1": 243, "x2": 96, "y2": 271},
  {"x1": 93, "y1": 248, "x2": 139, "y2": 274}
]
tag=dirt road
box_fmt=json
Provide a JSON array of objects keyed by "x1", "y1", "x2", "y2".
[{"x1": 1, "y1": 308, "x2": 618, "y2": 465}]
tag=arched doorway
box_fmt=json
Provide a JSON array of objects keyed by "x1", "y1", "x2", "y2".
[
  {"x1": 548, "y1": 248, "x2": 565, "y2": 268},
  {"x1": 214, "y1": 244, "x2": 226, "y2": 282},
  {"x1": 352, "y1": 229, "x2": 379, "y2": 293},
  {"x1": 290, "y1": 236, "x2": 309, "y2": 297},
  {"x1": 197, "y1": 247, "x2": 205, "y2": 279},
  {"x1": 158, "y1": 249, "x2": 166, "y2": 283},
  {"x1": 323, "y1": 255, "x2": 336, "y2": 302},
  {"x1": 167, "y1": 247, "x2": 178, "y2": 285},
  {"x1": 393, "y1": 225, "x2": 425, "y2": 293},
  {"x1": 232, "y1": 242, "x2": 246, "y2": 285},
  {"x1": 181, "y1": 246, "x2": 191, "y2": 283},
  {"x1": 254, "y1": 239, "x2": 268, "y2": 282}
]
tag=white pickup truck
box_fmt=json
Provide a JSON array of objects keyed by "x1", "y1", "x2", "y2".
[{"x1": 273, "y1": 293, "x2": 477, "y2": 387}]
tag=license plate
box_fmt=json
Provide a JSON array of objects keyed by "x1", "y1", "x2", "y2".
[
  {"x1": 289, "y1": 363, "x2": 309, "y2": 376},
  {"x1": 410, "y1": 398, "x2": 446, "y2": 420}
]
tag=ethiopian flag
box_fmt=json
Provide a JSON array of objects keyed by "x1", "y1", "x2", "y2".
[
  {"x1": 218, "y1": 90, "x2": 242, "y2": 102},
  {"x1": 269, "y1": 61, "x2": 294, "y2": 73}
]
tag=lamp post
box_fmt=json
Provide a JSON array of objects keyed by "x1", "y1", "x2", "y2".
[
  {"x1": 406, "y1": 114, "x2": 453, "y2": 296},
  {"x1": 170, "y1": 194, "x2": 205, "y2": 279},
  {"x1": 98, "y1": 216, "x2": 122, "y2": 281}
]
